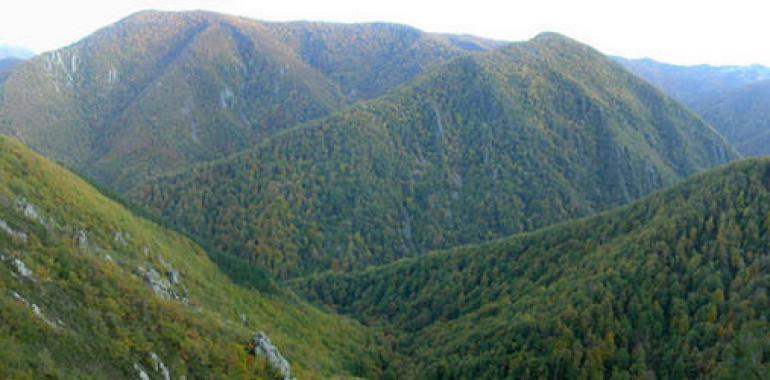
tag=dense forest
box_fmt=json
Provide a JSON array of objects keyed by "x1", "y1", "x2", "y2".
[
  {"x1": 135, "y1": 33, "x2": 736, "y2": 279},
  {"x1": 3, "y1": 9, "x2": 770, "y2": 379},
  {"x1": 296, "y1": 158, "x2": 770, "y2": 379}
]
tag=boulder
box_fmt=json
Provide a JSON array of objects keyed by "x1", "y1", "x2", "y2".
[{"x1": 252, "y1": 331, "x2": 294, "y2": 380}]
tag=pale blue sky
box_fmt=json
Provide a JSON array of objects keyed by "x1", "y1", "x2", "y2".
[{"x1": 2, "y1": 0, "x2": 768, "y2": 66}]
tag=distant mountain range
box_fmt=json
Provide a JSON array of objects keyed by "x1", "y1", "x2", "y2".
[
  {"x1": 0, "y1": 45, "x2": 34, "y2": 60},
  {"x1": 617, "y1": 57, "x2": 770, "y2": 156},
  {"x1": 0, "y1": 58, "x2": 24, "y2": 83},
  {"x1": 614, "y1": 57, "x2": 770, "y2": 108},
  {"x1": 0, "y1": 46, "x2": 33, "y2": 83},
  {"x1": 696, "y1": 80, "x2": 770, "y2": 156}
]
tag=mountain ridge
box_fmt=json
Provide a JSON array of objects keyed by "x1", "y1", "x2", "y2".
[
  {"x1": 0, "y1": 10, "x2": 497, "y2": 191},
  {"x1": 616, "y1": 56, "x2": 770, "y2": 156},
  {"x1": 134, "y1": 31, "x2": 737, "y2": 279},
  {"x1": 294, "y1": 157, "x2": 770, "y2": 378}
]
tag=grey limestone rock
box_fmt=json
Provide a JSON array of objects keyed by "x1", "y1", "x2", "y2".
[{"x1": 252, "y1": 331, "x2": 295, "y2": 380}]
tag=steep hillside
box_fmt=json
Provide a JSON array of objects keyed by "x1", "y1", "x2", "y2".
[
  {"x1": 295, "y1": 158, "x2": 770, "y2": 379},
  {"x1": 0, "y1": 10, "x2": 488, "y2": 191},
  {"x1": 615, "y1": 57, "x2": 770, "y2": 108},
  {"x1": 135, "y1": 33, "x2": 737, "y2": 279},
  {"x1": 616, "y1": 57, "x2": 770, "y2": 157},
  {"x1": 0, "y1": 136, "x2": 382, "y2": 379},
  {"x1": 696, "y1": 80, "x2": 770, "y2": 156}
]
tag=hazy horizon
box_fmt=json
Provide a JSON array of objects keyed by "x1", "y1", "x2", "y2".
[{"x1": 3, "y1": 0, "x2": 770, "y2": 67}]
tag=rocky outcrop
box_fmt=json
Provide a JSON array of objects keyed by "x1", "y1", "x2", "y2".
[
  {"x1": 137, "y1": 263, "x2": 187, "y2": 302},
  {"x1": 0, "y1": 218, "x2": 27, "y2": 242},
  {"x1": 149, "y1": 352, "x2": 171, "y2": 380},
  {"x1": 138, "y1": 265, "x2": 173, "y2": 299},
  {"x1": 74, "y1": 230, "x2": 88, "y2": 251},
  {"x1": 12, "y1": 258, "x2": 34, "y2": 280},
  {"x1": 252, "y1": 331, "x2": 295, "y2": 380},
  {"x1": 113, "y1": 232, "x2": 130, "y2": 246},
  {"x1": 15, "y1": 197, "x2": 47, "y2": 225},
  {"x1": 133, "y1": 363, "x2": 150, "y2": 380},
  {"x1": 9, "y1": 291, "x2": 62, "y2": 328},
  {"x1": 167, "y1": 270, "x2": 181, "y2": 285}
]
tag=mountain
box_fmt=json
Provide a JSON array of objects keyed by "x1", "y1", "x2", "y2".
[
  {"x1": 0, "y1": 58, "x2": 23, "y2": 83},
  {"x1": 614, "y1": 57, "x2": 770, "y2": 108},
  {"x1": 695, "y1": 80, "x2": 770, "y2": 156},
  {"x1": 0, "y1": 136, "x2": 383, "y2": 379},
  {"x1": 616, "y1": 58, "x2": 770, "y2": 157},
  {"x1": 295, "y1": 158, "x2": 770, "y2": 379},
  {"x1": 134, "y1": 33, "x2": 737, "y2": 279},
  {"x1": 0, "y1": 45, "x2": 34, "y2": 60},
  {"x1": 0, "y1": 10, "x2": 494, "y2": 191}
]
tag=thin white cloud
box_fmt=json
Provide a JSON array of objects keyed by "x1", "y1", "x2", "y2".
[{"x1": 1, "y1": 0, "x2": 768, "y2": 65}]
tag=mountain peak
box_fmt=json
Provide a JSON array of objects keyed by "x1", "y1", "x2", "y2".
[
  {"x1": 531, "y1": 31, "x2": 572, "y2": 41},
  {"x1": 134, "y1": 28, "x2": 736, "y2": 278}
]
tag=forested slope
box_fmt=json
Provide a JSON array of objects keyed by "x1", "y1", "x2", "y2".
[
  {"x1": 0, "y1": 10, "x2": 490, "y2": 191},
  {"x1": 296, "y1": 158, "x2": 770, "y2": 379},
  {"x1": 136, "y1": 33, "x2": 737, "y2": 279}
]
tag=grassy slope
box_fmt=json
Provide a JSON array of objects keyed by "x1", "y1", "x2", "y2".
[
  {"x1": 0, "y1": 136, "x2": 381, "y2": 379},
  {"x1": 134, "y1": 33, "x2": 737, "y2": 279},
  {"x1": 295, "y1": 158, "x2": 770, "y2": 379}
]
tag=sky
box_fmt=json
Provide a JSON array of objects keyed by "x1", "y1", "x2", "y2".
[{"x1": 1, "y1": 0, "x2": 769, "y2": 66}]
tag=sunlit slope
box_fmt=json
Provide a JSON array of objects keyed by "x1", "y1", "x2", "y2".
[{"x1": 0, "y1": 136, "x2": 381, "y2": 379}]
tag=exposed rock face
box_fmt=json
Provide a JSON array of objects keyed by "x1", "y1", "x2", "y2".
[
  {"x1": 15, "y1": 197, "x2": 43, "y2": 224},
  {"x1": 149, "y1": 352, "x2": 171, "y2": 380},
  {"x1": 252, "y1": 331, "x2": 295, "y2": 380},
  {"x1": 0, "y1": 218, "x2": 27, "y2": 242},
  {"x1": 74, "y1": 230, "x2": 88, "y2": 250},
  {"x1": 9, "y1": 291, "x2": 61, "y2": 328},
  {"x1": 137, "y1": 264, "x2": 187, "y2": 302},
  {"x1": 167, "y1": 270, "x2": 180, "y2": 285},
  {"x1": 133, "y1": 363, "x2": 150, "y2": 380},
  {"x1": 12, "y1": 258, "x2": 34, "y2": 280},
  {"x1": 113, "y1": 232, "x2": 129, "y2": 245},
  {"x1": 138, "y1": 266, "x2": 173, "y2": 299}
]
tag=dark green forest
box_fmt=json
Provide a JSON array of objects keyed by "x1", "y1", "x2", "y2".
[
  {"x1": 295, "y1": 158, "x2": 770, "y2": 379},
  {"x1": 135, "y1": 33, "x2": 736, "y2": 279}
]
